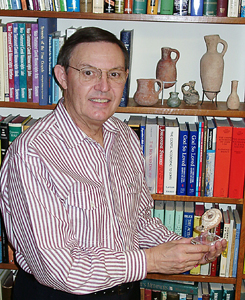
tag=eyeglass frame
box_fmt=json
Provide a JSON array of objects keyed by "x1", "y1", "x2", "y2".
[{"x1": 68, "y1": 65, "x2": 128, "y2": 85}]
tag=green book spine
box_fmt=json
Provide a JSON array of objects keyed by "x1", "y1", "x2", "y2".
[
  {"x1": 203, "y1": 0, "x2": 217, "y2": 15},
  {"x1": 132, "y1": 0, "x2": 147, "y2": 13},
  {"x1": 160, "y1": 0, "x2": 174, "y2": 14}
]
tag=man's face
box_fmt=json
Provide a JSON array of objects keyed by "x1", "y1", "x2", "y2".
[{"x1": 60, "y1": 41, "x2": 127, "y2": 130}]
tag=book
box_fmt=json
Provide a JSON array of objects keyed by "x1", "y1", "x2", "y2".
[
  {"x1": 133, "y1": 0, "x2": 147, "y2": 13},
  {"x1": 213, "y1": 118, "x2": 232, "y2": 198},
  {"x1": 156, "y1": 116, "x2": 165, "y2": 194},
  {"x1": 232, "y1": 209, "x2": 241, "y2": 277},
  {"x1": 3, "y1": 25, "x2": 9, "y2": 102},
  {"x1": 104, "y1": 0, "x2": 115, "y2": 12},
  {"x1": 201, "y1": 282, "x2": 209, "y2": 300},
  {"x1": 190, "y1": 203, "x2": 205, "y2": 275},
  {"x1": 93, "y1": 0, "x2": 104, "y2": 12},
  {"x1": 140, "y1": 279, "x2": 198, "y2": 295},
  {"x1": 80, "y1": 0, "x2": 92, "y2": 11},
  {"x1": 200, "y1": 117, "x2": 208, "y2": 197},
  {"x1": 216, "y1": 0, "x2": 228, "y2": 15},
  {"x1": 203, "y1": 0, "x2": 217, "y2": 15},
  {"x1": 119, "y1": 29, "x2": 133, "y2": 107},
  {"x1": 22, "y1": 118, "x2": 38, "y2": 131},
  {"x1": 140, "y1": 116, "x2": 146, "y2": 157},
  {"x1": 67, "y1": 0, "x2": 80, "y2": 10},
  {"x1": 31, "y1": 22, "x2": 39, "y2": 104},
  {"x1": 154, "y1": 200, "x2": 164, "y2": 224},
  {"x1": 164, "y1": 201, "x2": 175, "y2": 231},
  {"x1": 128, "y1": 115, "x2": 142, "y2": 138},
  {"x1": 0, "y1": 25, "x2": 5, "y2": 102},
  {"x1": 7, "y1": 22, "x2": 15, "y2": 102},
  {"x1": 18, "y1": 22, "x2": 27, "y2": 102},
  {"x1": 209, "y1": 282, "x2": 223, "y2": 300},
  {"x1": 124, "y1": 0, "x2": 133, "y2": 12},
  {"x1": 20, "y1": 0, "x2": 28, "y2": 8},
  {"x1": 164, "y1": 118, "x2": 179, "y2": 195},
  {"x1": 225, "y1": 206, "x2": 234, "y2": 277},
  {"x1": 0, "y1": 114, "x2": 16, "y2": 162},
  {"x1": 26, "y1": 22, "x2": 33, "y2": 103},
  {"x1": 241, "y1": 0, "x2": 245, "y2": 16},
  {"x1": 65, "y1": 27, "x2": 77, "y2": 39},
  {"x1": 147, "y1": 0, "x2": 159, "y2": 14},
  {"x1": 8, "y1": 115, "x2": 31, "y2": 144},
  {"x1": 205, "y1": 118, "x2": 216, "y2": 197},
  {"x1": 210, "y1": 203, "x2": 221, "y2": 276},
  {"x1": 167, "y1": 292, "x2": 179, "y2": 299},
  {"x1": 195, "y1": 118, "x2": 204, "y2": 197},
  {"x1": 219, "y1": 209, "x2": 230, "y2": 277},
  {"x1": 160, "y1": 0, "x2": 174, "y2": 14},
  {"x1": 144, "y1": 288, "x2": 152, "y2": 299},
  {"x1": 13, "y1": 22, "x2": 20, "y2": 103},
  {"x1": 52, "y1": 33, "x2": 61, "y2": 104},
  {"x1": 38, "y1": 18, "x2": 57, "y2": 106},
  {"x1": 174, "y1": 201, "x2": 183, "y2": 236},
  {"x1": 186, "y1": 123, "x2": 198, "y2": 196},
  {"x1": 145, "y1": 117, "x2": 158, "y2": 194},
  {"x1": 177, "y1": 123, "x2": 188, "y2": 195},
  {"x1": 190, "y1": 0, "x2": 203, "y2": 15},
  {"x1": 222, "y1": 284, "x2": 235, "y2": 300},
  {"x1": 228, "y1": 119, "x2": 245, "y2": 199},
  {"x1": 227, "y1": 0, "x2": 239, "y2": 16},
  {"x1": 173, "y1": 0, "x2": 189, "y2": 15}
]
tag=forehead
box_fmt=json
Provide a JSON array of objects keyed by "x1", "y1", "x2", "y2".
[{"x1": 70, "y1": 41, "x2": 125, "y2": 69}]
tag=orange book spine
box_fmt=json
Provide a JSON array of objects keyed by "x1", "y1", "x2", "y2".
[
  {"x1": 213, "y1": 119, "x2": 232, "y2": 197},
  {"x1": 124, "y1": 0, "x2": 133, "y2": 13},
  {"x1": 147, "y1": 0, "x2": 159, "y2": 14}
]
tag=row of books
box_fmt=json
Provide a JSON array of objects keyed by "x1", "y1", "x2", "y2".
[
  {"x1": 1, "y1": 0, "x2": 244, "y2": 18},
  {"x1": 127, "y1": 116, "x2": 245, "y2": 199},
  {"x1": 0, "y1": 18, "x2": 133, "y2": 107},
  {"x1": 140, "y1": 279, "x2": 235, "y2": 300},
  {"x1": 152, "y1": 201, "x2": 241, "y2": 278}
]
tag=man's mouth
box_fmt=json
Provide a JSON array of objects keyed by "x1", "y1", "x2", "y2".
[{"x1": 90, "y1": 99, "x2": 110, "y2": 103}]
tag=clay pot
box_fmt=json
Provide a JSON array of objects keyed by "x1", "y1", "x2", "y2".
[
  {"x1": 156, "y1": 47, "x2": 180, "y2": 88},
  {"x1": 200, "y1": 34, "x2": 228, "y2": 100},
  {"x1": 227, "y1": 80, "x2": 240, "y2": 110},
  {"x1": 167, "y1": 91, "x2": 181, "y2": 107},
  {"x1": 181, "y1": 81, "x2": 199, "y2": 105},
  {"x1": 133, "y1": 79, "x2": 163, "y2": 106}
]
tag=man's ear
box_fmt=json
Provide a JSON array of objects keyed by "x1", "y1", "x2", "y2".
[{"x1": 54, "y1": 65, "x2": 68, "y2": 90}]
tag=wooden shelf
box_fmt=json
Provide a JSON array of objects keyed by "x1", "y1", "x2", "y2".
[
  {"x1": 0, "y1": 101, "x2": 56, "y2": 110},
  {"x1": 1, "y1": 10, "x2": 245, "y2": 24}
]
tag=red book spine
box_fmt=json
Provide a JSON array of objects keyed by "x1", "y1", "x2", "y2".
[
  {"x1": 157, "y1": 124, "x2": 165, "y2": 194},
  {"x1": 124, "y1": 0, "x2": 133, "y2": 13},
  {"x1": 228, "y1": 124, "x2": 245, "y2": 199},
  {"x1": 7, "y1": 23, "x2": 15, "y2": 102},
  {"x1": 216, "y1": 0, "x2": 228, "y2": 16}
]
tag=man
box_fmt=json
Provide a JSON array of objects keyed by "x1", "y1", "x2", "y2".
[{"x1": 0, "y1": 27, "x2": 226, "y2": 300}]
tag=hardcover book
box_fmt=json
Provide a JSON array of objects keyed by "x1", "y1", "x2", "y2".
[
  {"x1": 38, "y1": 18, "x2": 57, "y2": 106},
  {"x1": 31, "y1": 22, "x2": 39, "y2": 104},
  {"x1": 140, "y1": 116, "x2": 146, "y2": 156},
  {"x1": 3, "y1": 25, "x2": 10, "y2": 102},
  {"x1": 232, "y1": 209, "x2": 241, "y2": 277},
  {"x1": 128, "y1": 115, "x2": 141, "y2": 138},
  {"x1": 160, "y1": 0, "x2": 174, "y2": 14},
  {"x1": 154, "y1": 200, "x2": 164, "y2": 224},
  {"x1": 219, "y1": 209, "x2": 230, "y2": 277},
  {"x1": 156, "y1": 116, "x2": 165, "y2": 194},
  {"x1": 225, "y1": 206, "x2": 234, "y2": 277},
  {"x1": 26, "y1": 22, "x2": 33, "y2": 103},
  {"x1": 13, "y1": 22, "x2": 20, "y2": 102},
  {"x1": 164, "y1": 118, "x2": 179, "y2": 195},
  {"x1": 119, "y1": 29, "x2": 133, "y2": 107},
  {"x1": 190, "y1": 0, "x2": 204, "y2": 15},
  {"x1": 67, "y1": 0, "x2": 80, "y2": 10},
  {"x1": 7, "y1": 23, "x2": 15, "y2": 102},
  {"x1": 93, "y1": 0, "x2": 104, "y2": 12},
  {"x1": 0, "y1": 25, "x2": 4, "y2": 102},
  {"x1": 164, "y1": 201, "x2": 175, "y2": 231},
  {"x1": 217, "y1": 0, "x2": 228, "y2": 15},
  {"x1": 203, "y1": 0, "x2": 217, "y2": 15},
  {"x1": 195, "y1": 118, "x2": 204, "y2": 197},
  {"x1": 18, "y1": 22, "x2": 27, "y2": 102},
  {"x1": 124, "y1": 0, "x2": 133, "y2": 12},
  {"x1": 177, "y1": 123, "x2": 188, "y2": 195},
  {"x1": 174, "y1": 201, "x2": 183, "y2": 236},
  {"x1": 133, "y1": 0, "x2": 147, "y2": 13},
  {"x1": 0, "y1": 114, "x2": 16, "y2": 162},
  {"x1": 8, "y1": 115, "x2": 31, "y2": 144}
]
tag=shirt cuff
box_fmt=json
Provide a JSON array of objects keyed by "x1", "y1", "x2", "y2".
[{"x1": 123, "y1": 249, "x2": 147, "y2": 283}]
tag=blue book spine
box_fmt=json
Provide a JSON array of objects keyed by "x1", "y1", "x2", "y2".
[
  {"x1": 67, "y1": 0, "x2": 80, "y2": 11},
  {"x1": 38, "y1": 18, "x2": 57, "y2": 106},
  {"x1": 182, "y1": 209, "x2": 194, "y2": 275},
  {"x1": 19, "y1": 22, "x2": 27, "y2": 102},
  {"x1": 48, "y1": 33, "x2": 53, "y2": 105},
  {"x1": 232, "y1": 222, "x2": 241, "y2": 277},
  {"x1": 195, "y1": 121, "x2": 202, "y2": 196},
  {"x1": 190, "y1": 0, "x2": 204, "y2": 15},
  {"x1": 32, "y1": 23, "x2": 39, "y2": 104},
  {"x1": 140, "y1": 116, "x2": 146, "y2": 156},
  {"x1": 52, "y1": 36, "x2": 60, "y2": 104},
  {"x1": 177, "y1": 124, "x2": 188, "y2": 195},
  {"x1": 13, "y1": 23, "x2": 20, "y2": 103},
  {"x1": 120, "y1": 30, "x2": 133, "y2": 107},
  {"x1": 11, "y1": 0, "x2": 22, "y2": 9},
  {"x1": 187, "y1": 123, "x2": 198, "y2": 196}
]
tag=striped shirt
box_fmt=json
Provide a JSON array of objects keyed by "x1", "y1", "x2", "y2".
[{"x1": 0, "y1": 99, "x2": 180, "y2": 295}]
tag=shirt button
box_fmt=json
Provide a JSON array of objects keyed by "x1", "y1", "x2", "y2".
[
  {"x1": 126, "y1": 246, "x2": 129, "y2": 250},
  {"x1": 91, "y1": 202, "x2": 95, "y2": 208}
]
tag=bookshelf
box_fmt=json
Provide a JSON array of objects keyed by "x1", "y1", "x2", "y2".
[{"x1": 1, "y1": 10, "x2": 245, "y2": 299}]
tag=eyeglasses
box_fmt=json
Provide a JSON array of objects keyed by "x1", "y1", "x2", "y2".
[{"x1": 68, "y1": 65, "x2": 128, "y2": 86}]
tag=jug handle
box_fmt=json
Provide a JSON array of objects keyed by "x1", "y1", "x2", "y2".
[
  {"x1": 155, "y1": 79, "x2": 163, "y2": 95},
  {"x1": 218, "y1": 39, "x2": 228, "y2": 57},
  {"x1": 171, "y1": 49, "x2": 180, "y2": 63},
  {"x1": 181, "y1": 82, "x2": 190, "y2": 95}
]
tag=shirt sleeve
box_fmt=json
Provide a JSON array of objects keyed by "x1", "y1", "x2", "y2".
[{"x1": 0, "y1": 149, "x2": 147, "y2": 295}]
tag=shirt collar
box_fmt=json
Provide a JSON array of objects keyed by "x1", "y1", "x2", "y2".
[{"x1": 54, "y1": 99, "x2": 119, "y2": 148}]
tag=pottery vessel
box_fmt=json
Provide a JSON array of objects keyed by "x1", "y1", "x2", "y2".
[
  {"x1": 181, "y1": 81, "x2": 199, "y2": 105},
  {"x1": 133, "y1": 79, "x2": 163, "y2": 106},
  {"x1": 167, "y1": 91, "x2": 181, "y2": 107},
  {"x1": 156, "y1": 47, "x2": 180, "y2": 88},
  {"x1": 227, "y1": 80, "x2": 240, "y2": 110},
  {"x1": 200, "y1": 34, "x2": 228, "y2": 101}
]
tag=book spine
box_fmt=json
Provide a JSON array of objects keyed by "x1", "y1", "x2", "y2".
[
  {"x1": 205, "y1": 126, "x2": 216, "y2": 197},
  {"x1": 52, "y1": 37, "x2": 60, "y2": 104},
  {"x1": 241, "y1": 0, "x2": 245, "y2": 16},
  {"x1": 203, "y1": 0, "x2": 217, "y2": 15},
  {"x1": 227, "y1": 0, "x2": 239, "y2": 16},
  {"x1": 19, "y1": 22, "x2": 27, "y2": 103},
  {"x1": 187, "y1": 129, "x2": 198, "y2": 196},
  {"x1": 182, "y1": 212, "x2": 194, "y2": 238},
  {"x1": 232, "y1": 223, "x2": 241, "y2": 277},
  {"x1": 48, "y1": 33, "x2": 53, "y2": 105},
  {"x1": 38, "y1": 18, "x2": 57, "y2": 106},
  {"x1": 200, "y1": 119, "x2": 208, "y2": 196},
  {"x1": 219, "y1": 222, "x2": 230, "y2": 277},
  {"x1": 13, "y1": 23, "x2": 20, "y2": 103},
  {"x1": 67, "y1": 0, "x2": 80, "y2": 10},
  {"x1": 0, "y1": 27, "x2": 4, "y2": 102},
  {"x1": 7, "y1": 23, "x2": 15, "y2": 103},
  {"x1": 133, "y1": 0, "x2": 147, "y2": 13},
  {"x1": 160, "y1": 0, "x2": 174, "y2": 14},
  {"x1": 190, "y1": 0, "x2": 204, "y2": 15},
  {"x1": 32, "y1": 23, "x2": 39, "y2": 104},
  {"x1": 92, "y1": 0, "x2": 104, "y2": 13},
  {"x1": 156, "y1": 124, "x2": 165, "y2": 194},
  {"x1": 3, "y1": 26, "x2": 10, "y2": 102},
  {"x1": 124, "y1": 0, "x2": 133, "y2": 12},
  {"x1": 164, "y1": 207, "x2": 175, "y2": 231},
  {"x1": 59, "y1": 0, "x2": 68, "y2": 11},
  {"x1": 104, "y1": 0, "x2": 115, "y2": 12},
  {"x1": 147, "y1": 0, "x2": 159, "y2": 14},
  {"x1": 140, "y1": 123, "x2": 146, "y2": 156},
  {"x1": 174, "y1": 208, "x2": 183, "y2": 236},
  {"x1": 26, "y1": 23, "x2": 33, "y2": 103},
  {"x1": 217, "y1": 0, "x2": 228, "y2": 15},
  {"x1": 196, "y1": 123, "x2": 203, "y2": 197},
  {"x1": 176, "y1": 129, "x2": 188, "y2": 195},
  {"x1": 173, "y1": 0, "x2": 188, "y2": 14}
]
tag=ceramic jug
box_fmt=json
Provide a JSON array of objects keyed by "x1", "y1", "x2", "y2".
[
  {"x1": 156, "y1": 47, "x2": 180, "y2": 88},
  {"x1": 200, "y1": 34, "x2": 228, "y2": 101},
  {"x1": 227, "y1": 80, "x2": 240, "y2": 110},
  {"x1": 133, "y1": 79, "x2": 163, "y2": 106},
  {"x1": 181, "y1": 81, "x2": 199, "y2": 105}
]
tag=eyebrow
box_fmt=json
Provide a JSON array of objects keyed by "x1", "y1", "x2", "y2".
[{"x1": 78, "y1": 64, "x2": 126, "y2": 71}]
